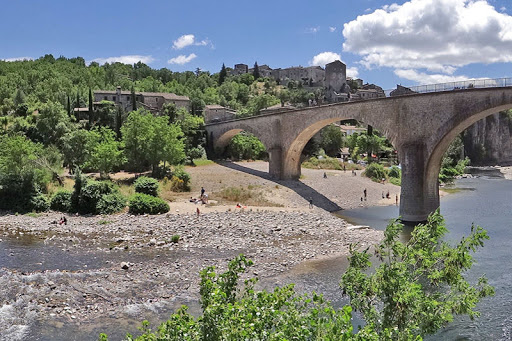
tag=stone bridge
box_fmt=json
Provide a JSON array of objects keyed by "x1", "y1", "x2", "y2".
[{"x1": 205, "y1": 87, "x2": 512, "y2": 222}]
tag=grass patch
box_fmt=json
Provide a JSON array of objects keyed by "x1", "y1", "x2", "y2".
[
  {"x1": 215, "y1": 186, "x2": 283, "y2": 207},
  {"x1": 98, "y1": 219, "x2": 113, "y2": 225},
  {"x1": 192, "y1": 159, "x2": 215, "y2": 166},
  {"x1": 24, "y1": 212, "x2": 40, "y2": 218},
  {"x1": 302, "y1": 157, "x2": 363, "y2": 171}
]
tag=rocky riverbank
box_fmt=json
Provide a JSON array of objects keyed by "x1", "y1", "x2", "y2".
[{"x1": 0, "y1": 209, "x2": 382, "y2": 335}]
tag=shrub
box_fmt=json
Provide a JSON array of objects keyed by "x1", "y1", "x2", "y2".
[
  {"x1": 50, "y1": 190, "x2": 72, "y2": 212},
  {"x1": 30, "y1": 193, "x2": 50, "y2": 212},
  {"x1": 171, "y1": 234, "x2": 180, "y2": 243},
  {"x1": 78, "y1": 180, "x2": 117, "y2": 214},
  {"x1": 170, "y1": 167, "x2": 191, "y2": 192},
  {"x1": 128, "y1": 193, "x2": 169, "y2": 215},
  {"x1": 96, "y1": 192, "x2": 126, "y2": 214},
  {"x1": 134, "y1": 176, "x2": 159, "y2": 197},
  {"x1": 388, "y1": 166, "x2": 401, "y2": 179},
  {"x1": 363, "y1": 162, "x2": 387, "y2": 182},
  {"x1": 172, "y1": 167, "x2": 190, "y2": 187}
]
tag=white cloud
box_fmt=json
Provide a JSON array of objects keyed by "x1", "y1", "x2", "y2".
[
  {"x1": 343, "y1": 0, "x2": 512, "y2": 76},
  {"x1": 309, "y1": 52, "x2": 342, "y2": 66},
  {"x1": 172, "y1": 34, "x2": 211, "y2": 49},
  {"x1": 347, "y1": 67, "x2": 359, "y2": 78},
  {"x1": 173, "y1": 34, "x2": 195, "y2": 49},
  {"x1": 2, "y1": 57, "x2": 33, "y2": 62},
  {"x1": 90, "y1": 55, "x2": 154, "y2": 65},
  {"x1": 329, "y1": 26, "x2": 337, "y2": 32},
  {"x1": 305, "y1": 26, "x2": 320, "y2": 33},
  {"x1": 394, "y1": 69, "x2": 470, "y2": 84},
  {"x1": 168, "y1": 53, "x2": 197, "y2": 65}
]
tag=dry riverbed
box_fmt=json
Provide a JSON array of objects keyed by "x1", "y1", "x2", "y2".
[
  {"x1": 0, "y1": 161, "x2": 390, "y2": 337},
  {"x1": 0, "y1": 210, "x2": 381, "y2": 330}
]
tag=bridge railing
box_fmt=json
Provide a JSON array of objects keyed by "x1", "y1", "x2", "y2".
[{"x1": 384, "y1": 77, "x2": 512, "y2": 97}]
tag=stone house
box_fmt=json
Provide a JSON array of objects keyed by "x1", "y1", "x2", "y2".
[
  {"x1": 204, "y1": 104, "x2": 236, "y2": 123},
  {"x1": 94, "y1": 87, "x2": 190, "y2": 113}
]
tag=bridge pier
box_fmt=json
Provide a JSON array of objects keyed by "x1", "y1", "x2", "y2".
[
  {"x1": 268, "y1": 146, "x2": 301, "y2": 179},
  {"x1": 399, "y1": 143, "x2": 440, "y2": 222}
]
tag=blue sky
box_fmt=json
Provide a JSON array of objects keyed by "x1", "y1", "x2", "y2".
[{"x1": 1, "y1": 0, "x2": 511, "y2": 90}]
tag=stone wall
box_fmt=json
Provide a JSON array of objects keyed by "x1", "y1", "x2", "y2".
[{"x1": 464, "y1": 111, "x2": 512, "y2": 166}]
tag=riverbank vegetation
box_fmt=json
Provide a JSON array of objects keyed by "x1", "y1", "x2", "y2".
[{"x1": 99, "y1": 211, "x2": 493, "y2": 340}]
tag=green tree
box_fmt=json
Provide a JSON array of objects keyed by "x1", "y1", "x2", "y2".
[
  {"x1": 253, "y1": 61, "x2": 260, "y2": 79},
  {"x1": 131, "y1": 85, "x2": 137, "y2": 111},
  {"x1": 0, "y1": 135, "x2": 54, "y2": 211},
  {"x1": 122, "y1": 109, "x2": 185, "y2": 176},
  {"x1": 341, "y1": 210, "x2": 494, "y2": 340},
  {"x1": 320, "y1": 124, "x2": 345, "y2": 156},
  {"x1": 218, "y1": 63, "x2": 227, "y2": 85},
  {"x1": 228, "y1": 132, "x2": 266, "y2": 160},
  {"x1": 85, "y1": 127, "x2": 126, "y2": 179},
  {"x1": 35, "y1": 101, "x2": 71, "y2": 147},
  {"x1": 61, "y1": 129, "x2": 97, "y2": 172}
]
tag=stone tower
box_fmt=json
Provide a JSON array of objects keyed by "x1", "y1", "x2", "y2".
[{"x1": 325, "y1": 60, "x2": 348, "y2": 102}]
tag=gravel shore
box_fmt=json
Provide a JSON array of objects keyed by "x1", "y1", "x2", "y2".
[{"x1": 0, "y1": 161, "x2": 390, "y2": 337}]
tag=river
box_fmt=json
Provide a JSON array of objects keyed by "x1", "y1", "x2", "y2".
[
  {"x1": 329, "y1": 175, "x2": 512, "y2": 340},
  {"x1": 1, "y1": 175, "x2": 511, "y2": 340}
]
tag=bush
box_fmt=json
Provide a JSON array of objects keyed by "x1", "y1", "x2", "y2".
[
  {"x1": 363, "y1": 162, "x2": 387, "y2": 182},
  {"x1": 388, "y1": 166, "x2": 401, "y2": 179},
  {"x1": 128, "y1": 193, "x2": 169, "y2": 215},
  {"x1": 96, "y1": 192, "x2": 126, "y2": 214},
  {"x1": 170, "y1": 167, "x2": 191, "y2": 192},
  {"x1": 50, "y1": 190, "x2": 72, "y2": 212},
  {"x1": 171, "y1": 234, "x2": 180, "y2": 243},
  {"x1": 78, "y1": 180, "x2": 117, "y2": 214},
  {"x1": 134, "y1": 176, "x2": 159, "y2": 197},
  {"x1": 30, "y1": 193, "x2": 50, "y2": 212}
]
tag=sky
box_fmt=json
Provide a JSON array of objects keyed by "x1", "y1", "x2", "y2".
[{"x1": 1, "y1": 0, "x2": 512, "y2": 90}]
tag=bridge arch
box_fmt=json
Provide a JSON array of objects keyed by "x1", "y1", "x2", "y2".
[
  {"x1": 426, "y1": 103, "x2": 512, "y2": 193},
  {"x1": 212, "y1": 125, "x2": 271, "y2": 152},
  {"x1": 282, "y1": 113, "x2": 396, "y2": 180}
]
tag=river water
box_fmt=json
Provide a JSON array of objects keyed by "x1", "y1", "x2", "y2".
[
  {"x1": 334, "y1": 175, "x2": 512, "y2": 340},
  {"x1": 1, "y1": 175, "x2": 511, "y2": 340}
]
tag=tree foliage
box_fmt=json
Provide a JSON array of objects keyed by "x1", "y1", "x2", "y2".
[
  {"x1": 121, "y1": 109, "x2": 185, "y2": 175},
  {"x1": 227, "y1": 132, "x2": 266, "y2": 160},
  {"x1": 320, "y1": 124, "x2": 345, "y2": 156},
  {"x1": 85, "y1": 127, "x2": 126, "y2": 178},
  {"x1": 341, "y1": 210, "x2": 494, "y2": 340}
]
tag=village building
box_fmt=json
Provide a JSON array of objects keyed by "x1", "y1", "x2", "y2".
[
  {"x1": 94, "y1": 87, "x2": 190, "y2": 113},
  {"x1": 204, "y1": 104, "x2": 236, "y2": 123}
]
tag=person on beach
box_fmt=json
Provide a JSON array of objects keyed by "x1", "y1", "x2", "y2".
[
  {"x1": 386, "y1": 191, "x2": 390, "y2": 199},
  {"x1": 323, "y1": 172, "x2": 327, "y2": 179},
  {"x1": 201, "y1": 187, "x2": 205, "y2": 197},
  {"x1": 309, "y1": 198, "x2": 313, "y2": 209},
  {"x1": 363, "y1": 188, "x2": 367, "y2": 201},
  {"x1": 396, "y1": 194, "x2": 399, "y2": 206},
  {"x1": 196, "y1": 207, "x2": 200, "y2": 216}
]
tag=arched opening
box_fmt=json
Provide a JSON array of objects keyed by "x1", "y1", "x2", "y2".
[
  {"x1": 214, "y1": 128, "x2": 269, "y2": 161},
  {"x1": 283, "y1": 117, "x2": 397, "y2": 179},
  {"x1": 426, "y1": 105, "x2": 512, "y2": 192}
]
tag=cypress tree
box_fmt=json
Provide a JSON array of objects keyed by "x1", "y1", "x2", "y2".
[
  {"x1": 75, "y1": 90, "x2": 80, "y2": 121},
  {"x1": 88, "y1": 88, "x2": 94, "y2": 126},
  {"x1": 219, "y1": 63, "x2": 227, "y2": 85},
  {"x1": 253, "y1": 62, "x2": 260, "y2": 79},
  {"x1": 131, "y1": 86, "x2": 136, "y2": 111},
  {"x1": 14, "y1": 89, "x2": 25, "y2": 106},
  {"x1": 67, "y1": 95, "x2": 71, "y2": 117}
]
